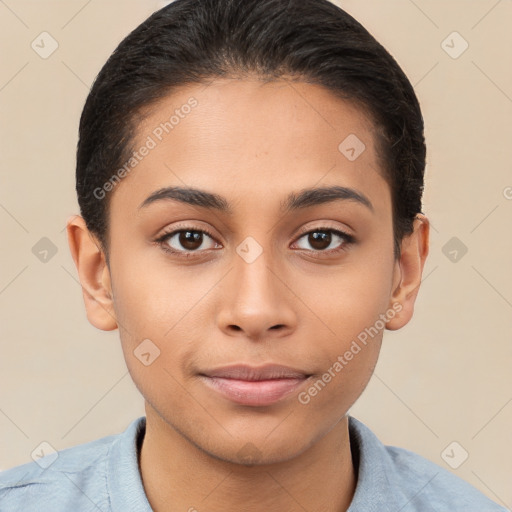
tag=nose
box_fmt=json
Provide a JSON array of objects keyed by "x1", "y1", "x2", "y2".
[{"x1": 215, "y1": 245, "x2": 298, "y2": 341}]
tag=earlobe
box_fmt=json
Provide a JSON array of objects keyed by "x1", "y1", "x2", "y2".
[
  {"x1": 66, "y1": 215, "x2": 118, "y2": 331},
  {"x1": 386, "y1": 214, "x2": 430, "y2": 331}
]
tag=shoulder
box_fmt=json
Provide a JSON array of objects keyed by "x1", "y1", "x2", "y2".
[
  {"x1": 0, "y1": 418, "x2": 144, "y2": 512},
  {"x1": 385, "y1": 444, "x2": 506, "y2": 511},
  {"x1": 348, "y1": 416, "x2": 508, "y2": 512},
  {"x1": 0, "y1": 433, "x2": 114, "y2": 512}
]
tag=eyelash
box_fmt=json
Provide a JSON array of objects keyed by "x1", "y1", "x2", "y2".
[{"x1": 154, "y1": 225, "x2": 355, "y2": 259}]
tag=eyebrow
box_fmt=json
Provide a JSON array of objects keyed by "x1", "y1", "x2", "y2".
[{"x1": 138, "y1": 185, "x2": 374, "y2": 214}]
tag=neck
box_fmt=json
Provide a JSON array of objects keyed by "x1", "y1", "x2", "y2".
[{"x1": 139, "y1": 404, "x2": 356, "y2": 512}]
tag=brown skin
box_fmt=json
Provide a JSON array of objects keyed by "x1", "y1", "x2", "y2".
[{"x1": 67, "y1": 78, "x2": 429, "y2": 512}]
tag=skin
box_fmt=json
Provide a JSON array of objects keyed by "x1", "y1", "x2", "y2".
[{"x1": 67, "y1": 77, "x2": 429, "y2": 512}]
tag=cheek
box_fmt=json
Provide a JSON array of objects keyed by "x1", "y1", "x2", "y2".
[
  {"x1": 306, "y1": 254, "x2": 395, "y2": 339},
  {"x1": 297, "y1": 249, "x2": 394, "y2": 385},
  {"x1": 295, "y1": 269, "x2": 390, "y2": 415},
  {"x1": 298, "y1": 344, "x2": 381, "y2": 414},
  {"x1": 109, "y1": 252, "x2": 212, "y2": 386},
  {"x1": 110, "y1": 245, "x2": 207, "y2": 334}
]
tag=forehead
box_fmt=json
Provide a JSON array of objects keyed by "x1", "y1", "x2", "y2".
[{"x1": 112, "y1": 77, "x2": 388, "y2": 215}]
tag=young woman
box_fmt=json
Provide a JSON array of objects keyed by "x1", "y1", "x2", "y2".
[{"x1": 0, "y1": 0, "x2": 506, "y2": 510}]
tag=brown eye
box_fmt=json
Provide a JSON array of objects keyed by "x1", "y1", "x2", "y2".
[
  {"x1": 158, "y1": 228, "x2": 219, "y2": 254},
  {"x1": 294, "y1": 228, "x2": 353, "y2": 253},
  {"x1": 308, "y1": 231, "x2": 332, "y2": 250},
  {"x1": 177, "y1": 230, "x2": 204, "y2": 251}
]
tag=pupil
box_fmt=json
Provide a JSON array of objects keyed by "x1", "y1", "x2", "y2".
[
  {"x1": 176, "y1": 230, "x2": 334, "y2": 252},
  {"x1": 310, "y1": 231, "x2": 331, "y2": 250},
  {"x1": 180, "y1": 230, "x2": 202, "y2": 250}
]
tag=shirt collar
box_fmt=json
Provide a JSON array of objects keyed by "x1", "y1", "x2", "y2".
[
  {"x1": 347, "y1": 416, "x2": 416, "y2": 512},
  {"x1": 108, "y1": 416, "x2": 152, "y2": 512}
]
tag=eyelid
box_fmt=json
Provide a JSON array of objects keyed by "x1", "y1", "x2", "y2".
[
  {"x1": 294, "y1": 222, "x2": 354, "y2": 240},
  {"x1": 155, "y1": 222, "x2": 219, "y2": 242},
  {"x1": 291, "y1": 225, "x2": 355, "y2": 251},
  {"x1": 154, "y1": 222, "x2": 356, "y2": 257}
]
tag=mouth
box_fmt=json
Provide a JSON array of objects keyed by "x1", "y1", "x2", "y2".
[{"x1": 198, "y1": 364, "x2": 312, "y2": 407}]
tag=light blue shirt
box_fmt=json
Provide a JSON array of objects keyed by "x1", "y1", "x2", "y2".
[{"x1": 0, "y1": 415, "x2": 507, "y2": 511}]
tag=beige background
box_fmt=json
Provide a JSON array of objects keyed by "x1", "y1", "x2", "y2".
[{"x1": 1, "y1": 0, "x2": 511, "y2": 507}]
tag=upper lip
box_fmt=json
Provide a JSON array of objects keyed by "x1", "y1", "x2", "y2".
[{"x1": 200, "y1": 364, "x2": 310, "y2": 381}]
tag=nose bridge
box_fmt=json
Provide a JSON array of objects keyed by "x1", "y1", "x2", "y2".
[
  {"x1": 233, "y1": 234, "x2": 281, "y2": 308},
  {"x1": 216, "y1": 233, "x2": 297, "y2": 338}
]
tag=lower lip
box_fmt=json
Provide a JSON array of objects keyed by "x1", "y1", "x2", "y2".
[{"x1": 200, "y1": 376, "x2": 308, "y2": 406}]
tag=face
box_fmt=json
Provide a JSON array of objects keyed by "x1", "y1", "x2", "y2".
[{"x1": 83, "y1": 78, "x2": 414, "y2": 464}]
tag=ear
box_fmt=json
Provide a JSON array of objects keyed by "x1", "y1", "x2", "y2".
[
  {"x1": 66, "y1": 215, "x2": 118, "y2": 331},
  {"x1": 386, "y1": 214, "x2": 430, "y2": 330}
]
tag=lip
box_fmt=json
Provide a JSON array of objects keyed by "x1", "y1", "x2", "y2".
[
  {"x1": 199, "y1": 364, "x2": 311, "y2": 406},
  {"x1": 202, "y1": 363, "x2": 309, "y2": 380}
]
